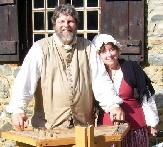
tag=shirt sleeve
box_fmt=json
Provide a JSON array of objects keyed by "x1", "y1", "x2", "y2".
[
  {"x1": 90, "y1": 43, "x2": 123, "y2": 113},
  {"x1": 142, "y1": 94, "x2": 159, "y2": 127},
  {"x1": 6, "y1": 42, "x2": 43, "y2": 114}
]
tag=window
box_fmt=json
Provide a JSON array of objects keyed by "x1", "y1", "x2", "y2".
[{"x1": 32, "y1": 0, "x2": 101, "y2": 42}]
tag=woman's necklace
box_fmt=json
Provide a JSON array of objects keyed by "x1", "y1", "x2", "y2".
[
  {"x1": 106, "y1": 64, "x2": 120, "y2": 83},
  {"x1": 111, "y1": 69, "x2": 117, "y2": 82}
]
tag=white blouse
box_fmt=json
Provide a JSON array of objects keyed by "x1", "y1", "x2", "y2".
[{"x1": 112, "y1": 68, "x2": 159, "y2": 127}]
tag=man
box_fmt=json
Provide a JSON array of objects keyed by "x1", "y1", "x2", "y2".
[{"x1": 6, "y1": 4, "x2": 123, "y2": 130}]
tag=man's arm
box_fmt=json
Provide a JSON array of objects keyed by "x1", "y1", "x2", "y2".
[{"x1": 6, "y1": 42, "x2": 42, "y2": 130}]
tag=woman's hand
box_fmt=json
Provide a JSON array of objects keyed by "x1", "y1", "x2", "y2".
[
  {"x1": 150, "y1": 127, "x2": 158, "y2": 136},
  {"x1": 110, "y1": 107, "x2": 125, "y2": 122}
]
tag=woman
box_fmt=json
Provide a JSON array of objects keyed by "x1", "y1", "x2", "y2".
[{"x1": 92, "y1": 34, "x2": 159, "y2": 147}]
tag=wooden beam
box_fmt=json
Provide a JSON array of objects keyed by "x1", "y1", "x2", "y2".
[{"x1": 0, "y1": 0, "x2": 14, "y2": 5}]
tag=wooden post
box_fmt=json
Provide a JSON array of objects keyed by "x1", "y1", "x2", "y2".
[
  {"x1": 87, "y1": 126, "x2": 94, "y2": 147},
  {"x1": 75, "y1": 126, "x2": 87, "y2": 147}
]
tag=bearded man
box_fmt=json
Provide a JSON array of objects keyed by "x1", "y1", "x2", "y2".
[{"x1": 6, "y1": 4, "x2": 123, "y2": 130}]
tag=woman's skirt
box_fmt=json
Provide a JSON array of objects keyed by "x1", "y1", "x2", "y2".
[{"x1": 121, "y1": 126, "x2": 149, "y2": 147}]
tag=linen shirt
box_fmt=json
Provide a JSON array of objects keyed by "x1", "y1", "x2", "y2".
[{"x1": 6, "y1": 34, "x2": 123, "y2": 114}]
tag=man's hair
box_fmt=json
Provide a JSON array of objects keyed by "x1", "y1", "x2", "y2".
[{"x1": 51, "y1": 4, "x2": 79, "y2": 26}]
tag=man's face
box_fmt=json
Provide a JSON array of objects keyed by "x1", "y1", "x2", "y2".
[{"x1": 54, "y1": 14, "x2": 77, "y2": 45}]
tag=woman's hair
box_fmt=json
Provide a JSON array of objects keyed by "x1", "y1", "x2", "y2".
[
  {"x1": 51, "y1": 4, "x2": 79, "y2": 26},
  {"x1": 98, "y1": 42, "x2": 120, "y2": 54}
]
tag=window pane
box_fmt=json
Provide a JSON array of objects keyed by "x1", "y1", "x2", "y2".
[
  {"x1": 78, "y1": 11, "x2": 84, "y2": 30},
  {"x1": 48, "y1": 11, "x2": 53, "y2": 30},
  {"x1": 65, "y1": 0, "x2": 71, "y2": 4},
  {"x1": 87, "y1": 0, "x2": 98, "y2": 7},
  {"x1": 34, "y1": 0, "x2": 44, "y2": 8},
  {"x1": 34, "y1": 34, "x2": 45, "y2": 42},
  {"x1": 87, "y1": 11, "x2": 98, "y2": 30},
  {"x1": 77, "y1": 34, "x2": 84, "y2": 37},
  {"x1": 34, "y1": 12, "x2": 44, "y2": 30},
  {"x1": 47, "y1": 0, "x2": 58, "y2": 8},
  {"x1": 72, "y1": 0, "x2": 84, "y2": 7},
  {"x1": 87, "y1": 33, "x2": 97, "y2": 41},
  {"x1": 48, "y1": 34, "x2": 53, "y2": 37}
]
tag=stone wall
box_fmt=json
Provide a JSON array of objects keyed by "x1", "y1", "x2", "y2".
[
  {"x1": 0, "y1": 0, "x2": 163, "y2": 146},
  {"x1": 145, "y1": 0, "x2": 163, "y2": 131},
  {"x1": 0, "y1": 65, "x2": 19, "y2": 111}
]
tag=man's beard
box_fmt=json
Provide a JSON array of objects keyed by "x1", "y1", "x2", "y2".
[{"x1": 55, "y1": 28, "x2": 77, "y2": 45}]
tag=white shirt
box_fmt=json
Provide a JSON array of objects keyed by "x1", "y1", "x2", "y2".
[{"x1": 6, "y1": 35, "x2": 123, "y2": 114}]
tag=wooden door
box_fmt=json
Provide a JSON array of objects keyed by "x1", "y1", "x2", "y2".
[
  {"x1": 0, "y1": 0, "x2": 32, "y2": 62},
  {"x1": 0, "y1": 0, "x2": 19, "y2": 61},
  {"x1": 101, "y1": 0, "x2": 144, "y2": 61}
]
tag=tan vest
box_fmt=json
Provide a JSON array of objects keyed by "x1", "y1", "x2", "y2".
[{"x1": 31, "y1": 35, "x2": 94, "y2": 128}]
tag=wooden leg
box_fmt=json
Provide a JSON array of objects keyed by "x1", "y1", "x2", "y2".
[
  {"x1": 87, "y1": 126, "x2": 94, "y2": 147},
  {"x1": 75, "y1": 126, "x2": 87, "y2": 147}
]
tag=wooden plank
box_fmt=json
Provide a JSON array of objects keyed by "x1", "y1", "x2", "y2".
[
  {"x1": 1, "y1": 129, "x2": 76, "y2": 147},
  {"x1": 8, "y1": 4, "x2": 19, "y2": 40},
  {"x1": 101, "y1": 0, "x2": 129, "y2": 39},
  {"x1": 0, "y1": 6, "x2": 9, "y2": 40},
  {"x1": 36, "y1": 138, "x2": 75, "y2": 146},
  {"x1": 75, "y1": 126, "x2": 87, "y2": 147},
  {"x1": 0, "y1": 54, "x2": 19, "y2": 61},
  {"x1": 94, "y1": 124, "x2": 130, "y2": 142},
  {"x1": 0, "y1": 0, "x2": 14, "y2": 5},
  {"x1": 0, "y1": 4, "x2": 18, "y2": 41},
  {"x1": 128, "y1": 0, "x2": 144, "y2": 61},
  {"x1": 119, "y1": 40, "x2": 141, "y2": 54},
  {"x1": 1, "y1": 131, "x2": 37, "y2": 146},
  {"x1": 129, "y1": 0, "x2": 144, "y2": 39},
  {"x1": 0, "y1": 41, "x2": 17, "y2": 54}
]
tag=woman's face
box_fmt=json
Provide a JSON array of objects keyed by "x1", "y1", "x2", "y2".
[{"x1": 99, "y1": 43, "x2": 119, "y2": 68}]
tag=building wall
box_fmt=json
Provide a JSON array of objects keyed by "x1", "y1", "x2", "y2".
[
  {"x1": 0, "y1": 0, "x2": 163, "y2": 145},
  {"x1": 145, "y1": 0, "x2": 163, "y2": 130}
]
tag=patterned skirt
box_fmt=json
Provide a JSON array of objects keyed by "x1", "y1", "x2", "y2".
[{"x1": 121, "y1": 126, "x2": 149, "y2": 147}]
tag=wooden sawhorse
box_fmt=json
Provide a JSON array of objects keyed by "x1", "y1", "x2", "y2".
[{"x1": 0, "y1": 123, "x2": 129, "y2": 147}]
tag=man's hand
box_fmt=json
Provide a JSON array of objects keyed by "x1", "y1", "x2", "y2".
[
  {"x1": 109, "y1": 107, "x2": 125, "y2": 123},
  {"x1": 11, "y1": 113, "x2": 29, "y2": 131}
]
